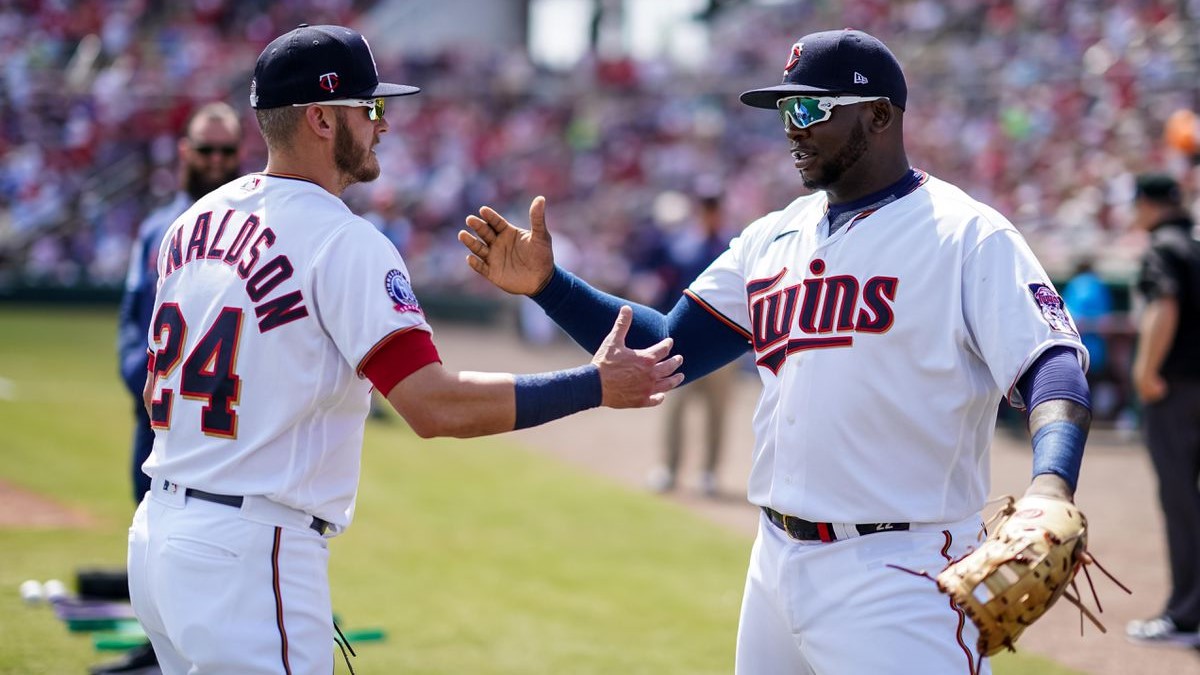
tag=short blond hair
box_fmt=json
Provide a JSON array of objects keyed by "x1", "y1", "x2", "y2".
[
  {"x1": 185, "y1": 101, "x2": 241, "y2": 140},
  {"x1": 254, "y1": 106, "x2": 305, "y2": 150}
]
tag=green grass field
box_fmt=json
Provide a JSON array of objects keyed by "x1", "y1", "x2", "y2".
[{"x1": 0, "y1": 307, "x2": 1078, "y2": 674}]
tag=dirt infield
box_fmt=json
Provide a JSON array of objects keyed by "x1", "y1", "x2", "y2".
[
  {"x1": 436, "y1": 320, "x2": 1199, "y2": 675},
  {"x1": 0, "y1": 479, "x2": 93, "y2": 528}
]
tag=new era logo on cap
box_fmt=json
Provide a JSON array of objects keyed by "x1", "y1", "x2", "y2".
[{"x1": 854, "y1": 72, "x2": 868, "y2": 84}]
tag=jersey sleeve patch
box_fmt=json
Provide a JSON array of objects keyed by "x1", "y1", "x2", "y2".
[
  {"x1": 386, "y1": 269, "x2": 422, "y2": 313},
  {"x1": 1027, "y1": 283, "x2": 1078, "y2": 336}
]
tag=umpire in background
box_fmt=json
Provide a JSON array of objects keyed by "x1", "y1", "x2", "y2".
[{"x1": 1125, "y1": 172, "x2": 1200, "y2": 645}]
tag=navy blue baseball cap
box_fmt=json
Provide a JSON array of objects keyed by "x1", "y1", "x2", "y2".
[
  {"x1": 740, "y1": 29, "x2": 907, "y2": 111},
  {"x1": 251, "y1": 24, "x2": 419, "y2": 109}
]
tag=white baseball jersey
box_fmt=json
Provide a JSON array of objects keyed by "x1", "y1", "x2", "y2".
[
  {"x1": 142, "y1": 173, "x2": 432, "y2": 530},
  {"x1": 689, "y1": 172, "x2": 1087, "y2": 525}
]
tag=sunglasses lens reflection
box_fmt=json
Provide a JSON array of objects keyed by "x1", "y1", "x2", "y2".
[
  {"x1": 369, "y1": 98, "x2": 385, "y2": 121},
  {"x1": 778, "y1": 97, "x2": 828, "y2": 130}
]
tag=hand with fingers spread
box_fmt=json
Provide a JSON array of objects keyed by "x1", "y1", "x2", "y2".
[
  {"x1": 592, "y1": 306, "x2": 684, "y2": 408},
  {"x1": 459, "y1": 196, "x2": 555, "y2": 295}
]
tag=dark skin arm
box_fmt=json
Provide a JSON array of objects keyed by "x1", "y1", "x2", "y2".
[{"x1": 1023, "y1": 399, "x2": 1091, "y2": 502}]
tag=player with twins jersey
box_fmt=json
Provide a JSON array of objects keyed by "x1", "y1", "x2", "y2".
[
  {"x1": 127, "y1": 25, "x2": 683, "y2": 674},
  {"x1": 460, "y1": 29, "x2": 1093, "y2": 674}
]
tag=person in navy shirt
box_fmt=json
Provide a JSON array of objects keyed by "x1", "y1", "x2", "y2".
[{"x1": 117, "y1": 101, "x2": 244, "y2": 502}]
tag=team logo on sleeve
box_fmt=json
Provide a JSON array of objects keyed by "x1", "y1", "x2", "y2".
[
  {"x1": 385, "y1": 269, "x2": 421, "y2": 313},
  {"x1": 1027, "y1": 283, "x2": 1078, "y2": 335}
]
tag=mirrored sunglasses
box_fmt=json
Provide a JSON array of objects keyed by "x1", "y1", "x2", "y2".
[
  {"x1": 293, "y1": 97, "x2": 386, "y2": 121},
  {"x1": 776, "y1": 95, "x2": 887, "y2": 130}
]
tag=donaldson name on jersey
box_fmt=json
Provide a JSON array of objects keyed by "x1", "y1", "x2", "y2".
[{"x1": 161, "y1": 205, "x2": 309, "y2": 333}]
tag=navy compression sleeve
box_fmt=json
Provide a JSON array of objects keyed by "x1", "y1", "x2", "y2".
[
  {"x1": 532, "y1": 266, "x2": 750, "y2": 381},
  {"x1": 1015, "y1": 345, "x2": 1091, "y2": 412},
  {"x1": 1015, "y1": 345, "x2": 1091, "y2": 491}
]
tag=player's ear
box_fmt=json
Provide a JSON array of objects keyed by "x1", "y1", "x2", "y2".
[
  {"x1": 868, "y1": 100, "x2": 896, "y2": 133},
  {"x1": 303, "y1": 105, "x2": 337, "y2": 139}
]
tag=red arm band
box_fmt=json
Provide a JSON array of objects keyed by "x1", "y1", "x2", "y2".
[{"x1": 360, "y1": 329, "x2": 442, "y2": 396}]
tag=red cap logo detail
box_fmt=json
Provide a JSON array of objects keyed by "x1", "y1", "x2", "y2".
[
  {"x1": 783, "y1": 42, "x2": 803, "y2": 75},
  {"x1": 319, "y1": 72, "x2": 339, "y2": 92}
]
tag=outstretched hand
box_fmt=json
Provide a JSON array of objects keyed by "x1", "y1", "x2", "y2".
[
  {"x1": 459, "y1": 196, "x2": 555, "y2": 295},
  {"x1": 592, "y1": 305, "x2": 684, "y2": 408}
]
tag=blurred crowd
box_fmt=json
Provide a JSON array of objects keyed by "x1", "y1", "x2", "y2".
[
  {"x1": 0, "y1": 0, "x2": 365, "y2": 287},
  {"x1": 2, "y1": 0, "x2": 1199, "y2": 300}
]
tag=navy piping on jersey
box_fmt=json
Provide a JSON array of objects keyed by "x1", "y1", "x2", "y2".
[{"x1": 824, "y1": 168, "x2": 929, "y2": 229}]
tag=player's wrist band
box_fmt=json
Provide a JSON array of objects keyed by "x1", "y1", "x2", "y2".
[
  {"x1": 513, "y1": 365, "x2": 602, "y2": 430},
  {"x1": 1030, "y1": 420, "x2": 1086, "y2": 491}
]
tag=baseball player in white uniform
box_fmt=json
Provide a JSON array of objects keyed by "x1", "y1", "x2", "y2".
[
  {"x1": 459, "y1": 29, "x2": 1093, "y2": 675},
  {"x1": 127, "y1": 24, "x2": 683, "y2": 674}
]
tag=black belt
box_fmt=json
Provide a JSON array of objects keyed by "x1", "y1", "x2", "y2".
[
  {"x1": 762, "y1": 507, "x2": 909, "y2": 542},
  {"x1": 186, "y1": 488, "x2": 330, "y2": 536}
]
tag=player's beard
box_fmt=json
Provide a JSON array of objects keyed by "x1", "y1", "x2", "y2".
[
  {"x1": 800, "y1": 119, "x2": 869, "y2": 191},
  {"x1": 333, "y1": 110, "x2": 381, "y2": 185},
  {"x1": 183, "y1": 163, "x2": 240, "y2": 202}
]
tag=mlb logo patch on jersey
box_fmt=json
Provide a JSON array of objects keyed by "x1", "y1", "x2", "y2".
[
  {"x1": 1027, "y1": 283, "x2": 1078, "y2": 336},
  {"x1": 385, "y1": 269, "x2": 421, "y2": 313}
]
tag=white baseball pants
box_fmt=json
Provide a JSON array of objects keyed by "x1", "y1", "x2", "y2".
[
  {"x1": 735, "y1": 510, "x2": 990, "y2": 675},
  {"x1": 128, "y1": 484, "x2": 333, "y2": 674}
]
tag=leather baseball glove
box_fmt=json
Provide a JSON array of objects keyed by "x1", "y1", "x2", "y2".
[{"x1": 934, "y1": 495, "x2": 1092, "y2": 656}]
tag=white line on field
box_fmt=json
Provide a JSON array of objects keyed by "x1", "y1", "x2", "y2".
[{"x1": 0, "y1": 377, "x2": 14, "y2": 400}]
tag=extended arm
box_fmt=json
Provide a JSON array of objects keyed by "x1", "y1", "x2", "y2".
[
  {"x1": 532, "y1": 267, "x2": 749, "y2": 381},
  {"x1": 459, "y1": 197, "x2": 750, "y2": 382},
  {"x1": 372, "y1": 306, "x2": 684, "y2": 438}
]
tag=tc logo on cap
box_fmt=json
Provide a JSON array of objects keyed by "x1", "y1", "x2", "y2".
[
  {"x1": 319, "y1": 72, "x2": 339, "y2": 93},
  {"x1": 783, "y1": 42, "x2": 803, "y2": 75}
]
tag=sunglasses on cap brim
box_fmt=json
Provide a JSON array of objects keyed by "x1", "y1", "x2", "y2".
[
  {"x1": 293, "y1": 97, "x2": 386, "y2": 121},
  {"x1": 776, "y1": 95, "x2": 888, "y2": 130}
]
